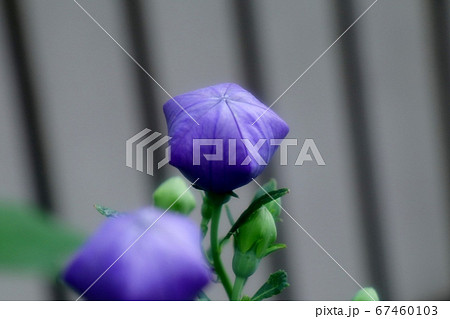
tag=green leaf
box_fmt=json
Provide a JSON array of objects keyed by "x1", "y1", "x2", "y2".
[
  {"x1": 224, "y1": 188, "x2": 289, "y2": 240},
  {"x1": 251, "y1": 270, "x2": 289, "y2": 301},
  {"x1": 229, "y1": 191, "x2": 239, "y2": 198},
  {"x1": 94, "y1": 204, "x2": 120, "y2": 218},
  {"x1": 253, "y1": 179, "x2": 282, "y2": 221},
  {"x1": 253, "y1": 179, "x2": 278, "y2": 199},
  {"x1": 0, "y1": 201, "x2": 85, "y2": 275}
]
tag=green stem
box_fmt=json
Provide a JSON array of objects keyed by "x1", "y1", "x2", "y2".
[
  {"x1": 208, "y1": 194, "x2": 233, "y2": 299},
  {"x1": 232, "y1": 276, "x2": 246, "y2": 301}
]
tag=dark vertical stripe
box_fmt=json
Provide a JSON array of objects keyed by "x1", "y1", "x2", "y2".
[
  {"x1": 231, "y1": 0, "x2": 265, "y2": 101},
  {"x1": 333, "y1": 0, "x2": 391, "y2": 300},
  {"x1": 1, "y1": 0, "x2": 64, "y2": 300},
  {"x1": 427, "y1": 1, "x2": 450, "y2": 233},
  {"x1": 231, "y1": 0, "x2": 294, "y2": 300},
  {"x1": 122, "y1": 0, "x2": 166, "y2": 185}
]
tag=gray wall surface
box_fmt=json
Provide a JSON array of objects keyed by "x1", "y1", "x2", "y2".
[{"x1": 0, "y1": 0, "x2": 449, "y2": 300}]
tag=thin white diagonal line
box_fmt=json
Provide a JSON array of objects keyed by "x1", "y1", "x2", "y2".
[
  {"x1": 73, "y1": 0, "x2": 200, "y2": 126},
  {"x1": 75, "y1": 178, "x2": 200, "y2": 301},
  {"x1": 252, "y1": 178, "x2": 376, "y2": 301},
  {"x1": 252, "y1": 0, "x2": 379, "y2": 125}
]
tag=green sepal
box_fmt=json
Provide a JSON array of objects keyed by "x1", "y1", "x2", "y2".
[
  {"x1": 192, "y1": 183, "x2": 203, "y2": 191},
  {"x1": 251, "y1": 270, "x2": 289, "y2": 301},
  {"x1": 252, "y1": 179, "x2": 282, "y2": 221},
  {"x1": 94, "y1": 204, "x2": 120, "y2": 218},
  {"x1": 352, "y1": 287, "x2": 380, "y2": 301},
  {"x1": 241, "y1": 295, "x2": 251, "y2": 301},
  {"x1": 229, "y1": 191, "x2": 239, "y2": 198},
  {"x1": 225, "y1": 204, "x2": 235, "y2": 226},
  {"x1": 262, "y1": 243, "x2": 287, "y2": 257},
  {"x1": 224, "y1": 188, "x2": 289, "y2": 240}
]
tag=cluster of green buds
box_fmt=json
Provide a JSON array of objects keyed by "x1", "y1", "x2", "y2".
[{"x1": 153, "y1": 176, "x2": 290, "y2": 300}]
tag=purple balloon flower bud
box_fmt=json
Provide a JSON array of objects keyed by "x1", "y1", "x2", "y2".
[
  {"x1": 164, "y1": 83, "x2": 289, "y2": 193},
  {"x1": 64, "y1": 207, "x2": 212, "y2": 300}
]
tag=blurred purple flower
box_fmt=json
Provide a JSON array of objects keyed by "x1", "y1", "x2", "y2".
[
  {"x1": 164, "y1": 83, "x2": 289, "y2": 193},
  {"x1": 64, "y1": 207, "x2": 211, "y2": 300}
]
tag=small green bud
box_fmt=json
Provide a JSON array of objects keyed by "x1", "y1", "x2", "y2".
[
  {"x1": 352, "y1": 287, "x2": 379, "y2": 301},
  {"x1": 235, "y1": 206, "x2": 277, "y2": 258},
  {"x1": 153, "y1": 177, "x2": 196, "y2": 215},
  {"x1": 232, "y1": 207, "x2": 277, "y2": 278}
]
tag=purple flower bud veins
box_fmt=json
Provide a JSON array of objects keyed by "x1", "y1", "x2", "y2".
[
  {"x1": 164, "y1": 83, "x2": 289, "y2": 193},
  {"x1": 64, "y1": 207, "x2": 212, "y2": 300}
]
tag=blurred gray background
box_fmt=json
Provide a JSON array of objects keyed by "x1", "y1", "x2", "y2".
[{"x1": 0, "y1": 0, "x2": 449, "y2": 300}]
